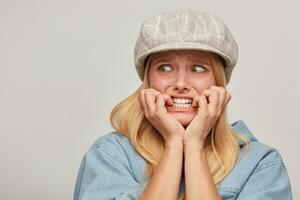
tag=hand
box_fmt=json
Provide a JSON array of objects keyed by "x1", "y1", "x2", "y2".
[
  {"x1": 138, "y1": 88, "x2": 185, "y2": 144},
  {"x1": 183, "y1": 86, "x2": 231, "y2": 147}
]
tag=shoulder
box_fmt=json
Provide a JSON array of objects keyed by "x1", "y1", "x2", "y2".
[
  {"x1": 243, "y1": 140, "x2": 284, "y2": 173},
  {"x1": 74, "y1": 132, "x2": 148, "y2": 200},
  {"x1": 86, "y1": 131, "x2": 146, "y2": 170},
  {"x1": 219, "y1": 120, "x2": 286, "y2": 189},
  {"x1": 230, "y1": 119, "x2": 284, "y2": 168},
  {"x1": 231, "y1": 139, "x2": 284, "y2": 178},
  {"x1": 91, "y1": 131, "x2": 132, "y2": 151},
  {"x1": 87, "y1": 131, "x2": 133, "y2": 162},
  {"x1": 218, "y1": 137, "x2": 292, "y2": 199},
  {"x1": 218, "y1": 140, "x2": 287, "y2": 196},
  {"x1": 225, "y1": 121, "x2": 292, "y2": 198}
]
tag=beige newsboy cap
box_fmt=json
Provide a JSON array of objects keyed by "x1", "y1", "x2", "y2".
[{"x1": 133, "y1": 9, "x2": 239, "y2": 84}]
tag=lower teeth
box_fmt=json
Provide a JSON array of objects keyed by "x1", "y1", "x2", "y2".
[{"x1": 173, "y1": 103, "x2": 191, "y2": 108}]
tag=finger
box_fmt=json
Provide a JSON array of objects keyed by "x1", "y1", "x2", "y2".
[
  {"x1": 148, "y1": 88, "x2": 161, "y2": 95},
  {"x1": 210, "y1": 86, "x2": 231, "y2": 111},
  {"x1": 201, "y1": 89, "x2": 218, "y2": 115},
  {"x1": 156, "y1": 93, "x2": 172, "y2": 112},
  {"x1": 209, "y1": 85, "x2": 223, "y2": 91},
  {"x1": 192, "y1": 95, "x2": 201, "y2": 107},
  {"x1": 211, "y1": 90, "x2": 220, "y2": 116},
  {"x1": 163, "y1": 93, "x2": 173, "y2": 106},
  {"x1": 209, "y1": 90, "x2": 219, "y2": 106},
  {"x1": 198, "y1": 94, "x2": 208, "y2": 113},
  {"x1": 209, "y1": 86, "x2": 226, "y2": 110},
  {"x1": 147, "y1": 89, "x2": 171, "y2": 105},
  {"x1": 139, "y1": 90, "x2": 148, "y2": 116},
  {"x1": 201, "y1": 89, "x2": 214, "y2": 104},
  {"x1": 150, "y1": 90, "x2": 161, "y2": 103},
  {"x1": 144, "y1": 90, "x2": 159, "y2": 116}
]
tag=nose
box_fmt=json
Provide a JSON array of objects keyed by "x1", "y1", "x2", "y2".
[{"x1": 173, "y1": 71, "x2": 190, "y2": 92}]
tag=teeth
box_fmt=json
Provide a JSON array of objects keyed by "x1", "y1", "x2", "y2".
[
  {"x1": 173, "y1": 103, "x2": 191, "y2": 108},
  {"x1": 173, "y1": 98, "x2": 192, "y2": 104},
  {"x1": 172, "y1": 98, "x2": 192, "y2": 108}
]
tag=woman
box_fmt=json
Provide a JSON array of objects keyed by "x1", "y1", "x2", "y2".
[{"x1": 73, "y1": 9, "x2": 293, "y2": 200}]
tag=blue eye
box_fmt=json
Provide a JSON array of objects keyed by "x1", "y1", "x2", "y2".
[
  {"x1": 191, "y1": 65, "x2": 206, "y2": 72},
  {"x1": 158, "y1": 65, "x2": 172, "y2": 72}
]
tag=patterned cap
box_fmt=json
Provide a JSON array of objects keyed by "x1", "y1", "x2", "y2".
[{"x1": 133, "y1": 9, "x2": 239, "y2": 84}]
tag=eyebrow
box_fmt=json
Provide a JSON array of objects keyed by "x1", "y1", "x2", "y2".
[
  {"x1": 194, "y1": 58, "x2": 211, "y2": 66},
  {"x1": 152, "y1": 55, "x2": 173, "y2": 65}
]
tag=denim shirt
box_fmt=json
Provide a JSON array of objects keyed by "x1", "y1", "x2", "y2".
[{"x1": 73, "y1": 120, "x2": 293, "y2": 200}]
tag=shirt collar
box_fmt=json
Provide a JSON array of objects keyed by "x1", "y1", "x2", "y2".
[{"x1": 230, "y1": 119, "x2": 258, "y2": 146}]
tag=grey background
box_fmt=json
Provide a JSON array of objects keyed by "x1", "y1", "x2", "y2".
[{"x1": 0, "y1": 0, "x2": 299, "y2": 199}]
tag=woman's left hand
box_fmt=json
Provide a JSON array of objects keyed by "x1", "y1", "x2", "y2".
[{"x1": 183, "y1": 86, "x2": 231, "y2": 147}]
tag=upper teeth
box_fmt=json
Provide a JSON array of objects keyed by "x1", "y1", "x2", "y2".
[{"x1": 173, "y1": 98, "x2": 192, "y2": 104}]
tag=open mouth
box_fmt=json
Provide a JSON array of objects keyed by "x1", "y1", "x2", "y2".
[{"x1": 171, "y1": 98, "x2": 193, "y2": 108}]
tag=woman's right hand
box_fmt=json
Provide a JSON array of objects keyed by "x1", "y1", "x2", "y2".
[{"x1": 138, "y1": 88, "x2": 185, "y2": 144}]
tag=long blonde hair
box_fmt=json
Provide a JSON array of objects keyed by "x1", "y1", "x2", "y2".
[{"x1": 109, "y1": 52, "x2": 250, "y2": 199}]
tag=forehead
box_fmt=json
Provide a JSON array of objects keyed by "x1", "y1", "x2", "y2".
[{"x1": 151, "y1": 50, "x2": 212, "y2": 61}]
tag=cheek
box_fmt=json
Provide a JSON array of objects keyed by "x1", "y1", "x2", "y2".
[
  {"x1": 149, "y1": 76, "x2": 171, "y2": 91},
  {"x1": 192, "y1": 76, "x2": 216, "y2": 93}
]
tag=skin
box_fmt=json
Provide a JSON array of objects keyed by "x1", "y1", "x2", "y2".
[
  {"x1": 148, "y1": 50, "x2": 216, "y2": 128},
  {"x1": 138, "y1": 49, "x2": 231, "y2": 200}
]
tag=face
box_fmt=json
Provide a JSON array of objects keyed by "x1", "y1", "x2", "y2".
[{"x1": 148, "y1": 50, "x2": 217, "y2": 127}]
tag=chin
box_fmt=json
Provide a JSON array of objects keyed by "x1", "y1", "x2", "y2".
[{"x1": 170, "y1": 112, "x2": 194, "y2": 128}]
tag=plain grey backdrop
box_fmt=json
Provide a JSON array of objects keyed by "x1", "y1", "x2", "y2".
[{"x1": 1, "y1": 0, "x2": 299, "y2": 199}]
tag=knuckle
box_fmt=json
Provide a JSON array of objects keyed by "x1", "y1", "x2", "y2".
[
  {"x1": 144, "y1": 89, "x2": 153, "y2": 94},
  {"x1": 157, "y1": 93, "x2": 163, "y2": 98},
  {"x1": 144, "y1": 91, "x2": 152, "y2": 97},
  {"x1": 154, "y1": 91, "x2": 161, "y2": 96},
  {"x1": 194, "y1": 96, "x2": 200, "y2": 101},
  {"x1": 211, "y1": 85, "x2": 220, "y2": 91},
  {"x1": 219, "y1": 87, "x2": 225, "y2": 91},
  {"x1": 203, "y1": 89, "x2": 210, "y2": 93},
  {"x1": 211, "y1": 90, "x2": 218, "y2": 95}
]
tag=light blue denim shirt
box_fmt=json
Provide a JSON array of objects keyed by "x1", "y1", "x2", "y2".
[{"x1": 73, "y1": 120, "x2": 293, "y2": 200}]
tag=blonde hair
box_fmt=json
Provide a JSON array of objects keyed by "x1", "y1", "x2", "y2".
[{"x1": 109, "y1": 51, "x2": 250, "y2": 200}]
